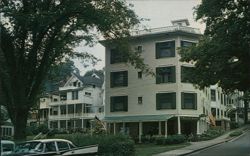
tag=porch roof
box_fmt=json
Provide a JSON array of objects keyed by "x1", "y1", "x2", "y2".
[{"x1": 103, "y1": 114, "x2": 173, "y2": 122}]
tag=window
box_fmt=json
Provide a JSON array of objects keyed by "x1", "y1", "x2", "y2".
[
  {"x1": 75, "y1": 104, "x2": 82, "y2": 114},
  {"x1": 156, "y1": 93, "x2": 176, "y2": 110},
  {"x1": 156, "y1": 41, "x2": 175, "y2": 58},
  {"x1": 138, "y1": 71, "x2": 142, "y2": 79},
  {"x1": 156, "y1": 66, "x2": 176, "y2": 84},
  {"x1": 138, "y1": 97, "x2": 143, "y2": 104},
  {"x1": 181, "y1": 66, "x2": 193, "y2": 83},
  {"x1": 68, "y1": 104, "x2": 74, "y2": 114},
  {"x1": 211, "y1": 89, "x2": 216, "y2": 101},
  {"x1": 60, "y1": 94, "x2": 67, "y2": 101},
  {"x1": 135, "y1": 45, "x2": 143, "y2": 53},
  {"x1": 50, "y1": 106, "x2": 58, "y2": 115},
  {"x1": 181, "y1": 92, "x2": 197, "y2": 109},
  {"x1": 221, "y1": 94, "x2": 223, "y2": 105},
  {"x1": 57, "y1": 141, "x2": 69, "y2": 151},
  {"x1": 110, "y1": 48, "x2": 126, "y2": 64},
  {"x1": 72, "y1": 91, "x2": 78, "y2": 100},
  {"x1": 110, "y1": 71, "x2": 128, "y2": 87},
  {"x1": 60, "y1": 105, "x2": 66, "y2": 115},
  {"x1": 110, "y1": 96, "x2": 128, "y2": 112},
  {"x1": 85, "y1": 92, "x2": 91, "y2": 96},
  {"x1": 181, "y1": 41, "x2": 196, "y2": 47},
  {"x1": 45, "y1": 142, "x2": 57, "y2": 152},
  {"x1": 60, "y1": 120, "x2": 66, "y2": 129}
]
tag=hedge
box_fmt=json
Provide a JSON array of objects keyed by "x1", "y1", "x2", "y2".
[
  {"x1": 52, "y1": 134, "x2": 135, "y2": 156},
  {"x1": 155, "y1": 135, "x2": 186, "y2": 145}
]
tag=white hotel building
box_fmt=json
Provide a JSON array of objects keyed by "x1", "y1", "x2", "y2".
[{"x1": 101, "y1": 19, "x2": 239, "y2": 142}]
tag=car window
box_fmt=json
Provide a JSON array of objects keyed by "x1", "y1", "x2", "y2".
[
  {"x1": 45, "y1": 142, "x2": 57, "y2": 152},
  {"x1": 68, "y1": 142, "x2": 76, "y2": 149},
  {"x1": 57, "y1": 141, "x2": 69, "y2": 151},
  {"x1": 35, "y1": 143, "x2": 44, "y2": 152},
  {"x1": 2, "y1": 143, "x2": 14, "y2": 152}
]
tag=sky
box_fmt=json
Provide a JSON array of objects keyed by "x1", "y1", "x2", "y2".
[{"x1": 74, "y1": 0, "x2": 205, "y2": 75}]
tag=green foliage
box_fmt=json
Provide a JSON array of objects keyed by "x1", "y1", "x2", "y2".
[
  {"x1": 229, "y1": 130, "x2": 243, "y2": 137},
  {"x1": 197, "y1": 128, "x2": 225, "y2": 141},
  {"x1": 155, "y1": 135, "x2": 187, "y2": 145},
  {"x1": 26, "y1": 124, "x2": 49, "y2": 136},
  {"x1": 0, "y1": 0, "x2": 142, "y2": 139},
  {"x1": 52, "y1": 134, "x2": 135, "y2": 156},
  {"x1": 230, "y1": 121, "x2": 240, "y2": 129}
]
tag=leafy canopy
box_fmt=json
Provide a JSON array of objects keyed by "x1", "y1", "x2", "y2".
[{"x1": 180, "y1": 0, "x2": 250, "y2": 92}]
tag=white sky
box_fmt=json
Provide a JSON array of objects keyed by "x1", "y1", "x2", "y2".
[{"x1": 74, "y1": 0, "x2": 205, "y2": 75}]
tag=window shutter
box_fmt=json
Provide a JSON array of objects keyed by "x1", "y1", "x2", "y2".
[
  {"x1": 156, "y1": 68, "x2": 160, "y2": 84},
  {"x1": 110, "y1": 73, "x2": 114, "y2": 88},
  {"x1": 156, "y1": 93, "x2": 160, "y2": 110},
  {"x1": 155, "y1": 43, "x2": 159, "y2": 59},
  {"x1": 171, "y1": 66, "x2": 176, "y2": 83},
  {"x1": 181, "y1": 92, "x2": 184, "y2": 109},
  {"x1": 171, "y1": 41, "x2": 175, "y2": 57},
  {"x1": 194, "y1": 93, "x2": 197, "y2": 110},
  {"x1": 110, "y1": 97, "x2": 114, "y2": 112},
  {"x1": 124, "y1": 96, "x2": 128, "y2": 111},
  {"x1": 172, "y1": 93, "x2": 176, "y2": 109},
  {"x1": 123, "y1": 71, "x2": 128, "y2": 86}
]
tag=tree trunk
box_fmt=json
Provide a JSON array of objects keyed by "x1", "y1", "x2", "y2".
[
  {"x1": 244, "y1": 99, "x2": 249, "y2": 124},
  {"x1": 13, "y1": 109, "x2": 29, "y2": 140}
]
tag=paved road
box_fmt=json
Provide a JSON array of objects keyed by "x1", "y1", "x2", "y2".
[{"x1": 188, "y1": 130, "x2": 250, "y2": 156}]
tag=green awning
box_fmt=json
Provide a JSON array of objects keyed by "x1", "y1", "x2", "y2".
[{"x1": 103, "y1": 114, "x2": 173, "y2": 122}]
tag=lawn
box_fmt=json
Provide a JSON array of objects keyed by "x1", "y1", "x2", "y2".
[{"x1": 135, "y1": 142, "x2": 190, "y2": 156}]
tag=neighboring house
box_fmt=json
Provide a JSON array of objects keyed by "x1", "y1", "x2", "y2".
[
  {"x1": 0, "y1": 120, "x2": 14, "y2": 138},
  {"x1": 39, "y1": 72, "x2": 104, "y2": 132},
  {"x1": 101, "y1": 19, "x2": 243, "y2": 143}
]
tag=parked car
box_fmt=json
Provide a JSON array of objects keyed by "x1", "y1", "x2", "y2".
[
  {"x1": 1, "y1": 140, "x2": 15, "y2": 156},
  {"x1": 8, "y1": 139, "x2": 98, "y2": 156}
]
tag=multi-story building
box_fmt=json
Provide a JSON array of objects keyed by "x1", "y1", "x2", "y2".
[
  {"x1": 102, "y1": 19, "x2": 212, "y2": 142},
  {"x1": 101, "y1": 19, "x2": 244, "y2": 142},
  {"x1": 39, "y1": 72, "x2": 104, "y2": 132}
]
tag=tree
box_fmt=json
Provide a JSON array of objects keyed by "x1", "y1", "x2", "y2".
[
  {"x1": 0, "y1": 0, "x2": 143, "y2": 140},
  {"x1": 179, "y1": 0, "x2": 250, "y2": 123}
]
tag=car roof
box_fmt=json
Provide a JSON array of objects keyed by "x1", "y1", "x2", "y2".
[
  {"x1": 1, "y1": 140, "x2": 15, "y2": 144},
  {"x1": 27, "y1": 139, "x2": 73, "y2": 144}
]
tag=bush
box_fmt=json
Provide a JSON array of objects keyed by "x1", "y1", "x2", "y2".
[
  {"x1": 54, "y1": 134, "x2": 135, "y2": 156},
  {"x1": 229, "y1": 130, "x2": 243, "y2": 137},
  {"x1": 154, "y1": 135, "x2": 186, "y2": 145},
  {"x1": 230, "y1": 122, "x2": 239, "y2": 129},
  {"x1": 198, "y1": 128, "x2": 224, "y2": 141}
]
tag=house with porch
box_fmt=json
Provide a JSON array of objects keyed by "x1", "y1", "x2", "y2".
[
  {"x1": 101, "y1": 19, "x2": 212, "y2": 142},
  {"x1": 39, "y1": 72, "x2": 104, "y2": 132}
]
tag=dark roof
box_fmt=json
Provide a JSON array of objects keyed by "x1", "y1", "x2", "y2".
[{"x1": 73, "y1": 73, "x2": 103, "y2": 88}]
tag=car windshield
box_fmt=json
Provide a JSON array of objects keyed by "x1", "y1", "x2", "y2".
[{"x1": 15, "y1": 141, "x2": 41, "y2": 153}]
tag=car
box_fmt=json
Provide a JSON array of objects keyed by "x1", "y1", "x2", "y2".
[
  {"x1": 1, "y1": 140, "x2": 15, "y2": 156},
  {"x1": 8, "y1": 139, "x2": 98, "y2": 156}
]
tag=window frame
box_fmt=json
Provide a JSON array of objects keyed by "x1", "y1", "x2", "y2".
[
  {"x1": 181, "y1": 92, "x2": 197, "y2": 110},
  {"x1": 110, "y1": 96, "x2": 128, "y2": 112},
  {"x1": 110, "y1": 71, "x2": 128, "y2": 88},
  {"x1": 156, "y1": 92, "x2": 176, "y2": 110},
  {"x1": 155, "y1": 40, "x2": 175, "y2": 59},
  {"x1": 156, "y1": 66, "x2": 176, "y2": 84}
]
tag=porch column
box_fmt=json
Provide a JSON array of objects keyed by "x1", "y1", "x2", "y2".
[
  {"x1": 177, "y1": 116, "x2": 181, "y2": 134},
  {"x1": 158, "y1": 121, "x2": 162, "y2": 135},
  {"x1": 113, "y1": 123, "x2": 116, "y2": 135},
  {"x1": 139, "y1": 122, "x2": 142, "y2": 143},
  {"x1": 165, "y1": 120, "x2": 168, "y2": 137},
  {"x1": 197, "y1": 120, "x2": 200, "y2": 135},
  {"x1": 235, "y1": 111, "x2": 238, "y2": 122},
  {"x1": 123, "y1": 122, "x2": 125, "y2": 134},
  {"x1": 82, "y1": 119, "x2": 84, "y2": 129}
]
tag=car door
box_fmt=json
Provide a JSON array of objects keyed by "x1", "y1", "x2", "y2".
[
  {"x1": 56, "y1": 141, "x2": 71, "y2": 154},
  {"x1": 43, "y1": 141, "x2": 58, "y2": 156}
]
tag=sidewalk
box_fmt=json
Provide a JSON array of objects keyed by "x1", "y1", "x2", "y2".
[{"x1": 154, "y1": 126, "x2": 249, "y2": 156}]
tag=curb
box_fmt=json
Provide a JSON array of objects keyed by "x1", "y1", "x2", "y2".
[{"x1": 179, "y1": 130, "x2": 248, "y2": 156}]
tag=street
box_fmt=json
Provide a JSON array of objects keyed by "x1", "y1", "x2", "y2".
[{"x1": 188, "y1": 130, "x2": 250, "y2": 156}]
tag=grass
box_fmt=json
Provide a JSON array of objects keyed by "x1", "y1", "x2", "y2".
[
  {"x1": 135, "y1": 142, "x2": 190, "y2": 156},
  {"x1": 229, "y1": 130, "x2": 243, "y2": 137}
]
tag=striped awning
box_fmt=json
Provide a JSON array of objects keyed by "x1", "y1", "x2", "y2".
[{"x1": 103, "y1": 114, "x2": 173, "y2": 122}]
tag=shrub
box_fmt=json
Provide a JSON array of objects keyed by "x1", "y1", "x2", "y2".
[
  {"x1": 198, "y1": 128, "x2": 224, "y2": 141},
  {"x1": 53, "y1": 134, "x2": 135, "y2": 156},
  {"x1": 230, "y1": 122, "x2": 239, "y2": 129},
  {"x1": 165, "y1": 135, "x2": 186, "y2": 144},
  {"x1": 155, "y1": 136, "x2": 165, "y2": 145},
  {"x1": 229, "y1": 130, "x2": 243, "y2": 137}
]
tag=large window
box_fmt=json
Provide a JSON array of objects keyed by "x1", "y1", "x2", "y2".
[
  {"x1": 181, "y1": 41, "x2": 196, "y2": 47},
  {"x1": 110, "y1": 96, "x2": 128, "y2": 112},
  {"x1": 181, "y1": 66, "x2": 193, "y2": 83},
  {"x1": 211, "y1": 89, "x2": 216, "y2": 101},
  {"x1": 60, "y1": 105, "x2": 66, "y2": 115},
  {"x1": 156, "y1": 66, "x2": 176, "y2": 84},
  {"x1": 72, "y1": 91, "x2": 78, "y2": 100},
  {"x1": 156, "y1": 93, "x2": 176, "y2": 110},
  {"x1": 110, "y1": 71, "x2": 128, "y2": 88},
  {"x1": 156, "y1": 41, "x2": 175, "y2": 58},
  {"x1": 181, "y1": 92, "x2": 197, "y2": 109},
  {"x1": 110, "y1": 48, "x2": 126, "y2": 64}
]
